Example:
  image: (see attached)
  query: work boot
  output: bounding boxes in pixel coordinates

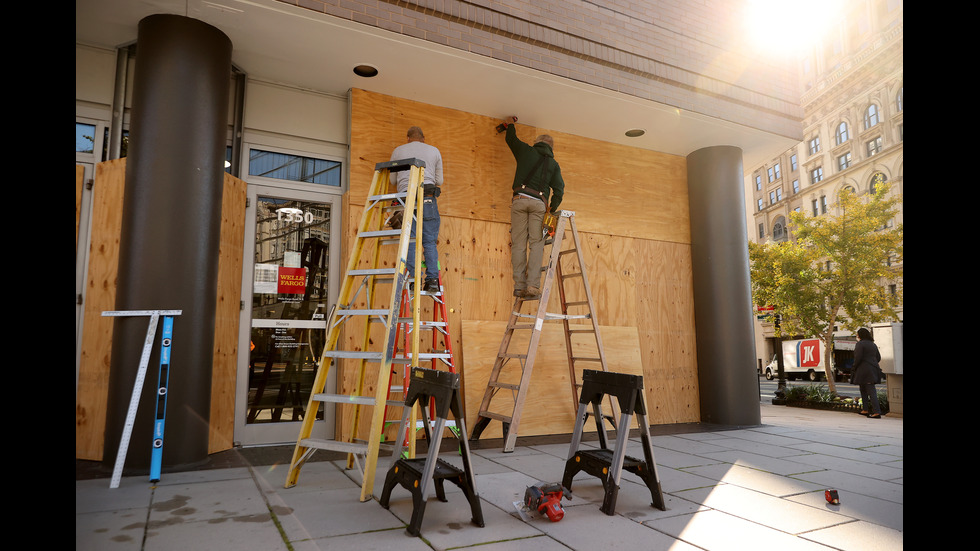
[514,288,526,298]
[524,286,541,300]
[424,278,440,293]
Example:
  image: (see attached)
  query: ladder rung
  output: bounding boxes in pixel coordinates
[478,411,512,423]
[348,268,398,276]
[500,353,527,360]
[368,191,408,201]
[359,230,403,238]
[567,329,596,334]
[561,272,583,278]
[563,300,589,307]
[322,350,384,360]
[508,323,535,330]
[571,357,602,362]
[558,249,577,256]
[312,393,377,406]
[489,381,520,390]
[299,438,370,455]
[337,308,390,316]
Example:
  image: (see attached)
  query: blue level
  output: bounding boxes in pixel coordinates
[149,315,174,483]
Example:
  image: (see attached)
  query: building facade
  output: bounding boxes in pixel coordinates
[77,0,803,467]
[747,0,903,359]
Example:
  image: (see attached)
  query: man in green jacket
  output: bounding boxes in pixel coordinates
[501,117,565,299]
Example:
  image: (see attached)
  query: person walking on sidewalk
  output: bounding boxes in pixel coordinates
[500,116,564,300]
[851,327,883,418]
[390,126,443,293]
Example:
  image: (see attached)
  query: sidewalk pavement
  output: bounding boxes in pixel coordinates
[76,403,902,550]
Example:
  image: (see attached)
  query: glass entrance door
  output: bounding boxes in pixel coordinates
[236,187,341,445]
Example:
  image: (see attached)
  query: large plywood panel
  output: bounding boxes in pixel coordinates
[76,159,126,460]
[208,173,246,453]
[350,89,689,244]
[461,320,644,440]
[343,89,701,435]
[76,160,246,460]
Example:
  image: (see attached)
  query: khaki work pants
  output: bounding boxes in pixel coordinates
[510,195,546,291]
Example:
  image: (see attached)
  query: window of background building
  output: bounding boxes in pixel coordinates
[811,199,818,216]
[810,166,823,184]
[835,122,849,145]
[837,152,851,170]
[808,136,821,156]
[790,154,798,171]
[76,123,96,154]
[821,195,828,213]
[864,104,879,129]
[759,223,765,239]
[755,175,762,190]
[773,218,786,241]
[792,179,800,194]
[758,198,764,211]
[866,136,882,156]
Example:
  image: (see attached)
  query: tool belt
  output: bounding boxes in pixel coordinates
[423,185,441,197]
[513,185,546,203]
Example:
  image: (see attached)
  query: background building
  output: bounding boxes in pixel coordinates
[746,0,903,365]
[77,0,804,468]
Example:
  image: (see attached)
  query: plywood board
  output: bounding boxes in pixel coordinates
[461,320,644,440]
[75,160,246,460]
[350,88,690,244]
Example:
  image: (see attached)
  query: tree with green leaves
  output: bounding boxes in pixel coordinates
[749,182,902,393]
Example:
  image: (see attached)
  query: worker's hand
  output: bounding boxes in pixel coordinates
[509,116,518,123]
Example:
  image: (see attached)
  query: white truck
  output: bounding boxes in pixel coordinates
[764,338,834,382]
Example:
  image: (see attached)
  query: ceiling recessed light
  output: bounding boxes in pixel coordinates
[625,129,645,138]
[353,64,379,78]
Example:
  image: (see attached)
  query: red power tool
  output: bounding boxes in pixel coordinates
[524,482,569,522]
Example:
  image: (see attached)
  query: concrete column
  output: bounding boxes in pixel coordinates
[104,15,232,471]
[686,146,761,425]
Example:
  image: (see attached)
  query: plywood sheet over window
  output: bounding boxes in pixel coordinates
[339,89,699,442]
[75,160,245,460]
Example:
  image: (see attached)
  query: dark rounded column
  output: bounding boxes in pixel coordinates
[104,15,232,471]
[686,146,761,425]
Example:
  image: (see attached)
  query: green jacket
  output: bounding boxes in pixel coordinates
[505,124,564,212]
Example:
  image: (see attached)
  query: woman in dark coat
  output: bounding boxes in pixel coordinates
[851,327,883,418]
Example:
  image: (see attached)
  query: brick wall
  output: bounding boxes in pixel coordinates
[280,0,802,137]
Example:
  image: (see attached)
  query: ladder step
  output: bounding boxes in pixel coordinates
[567,329,596,334]
[571,357,602,362]
[337,308,390,316]
[563,300,589,307]
[561,272,583,278]
[508,323,535,330]
[313,393,377,406]
[348,268,398,276]
[299,437,370,455]
[359,229,403,238]
[368,191,408,202]
[558,249,577,256]
[499,353,527,360]
[478,411,512,423]
[489,381,520,390]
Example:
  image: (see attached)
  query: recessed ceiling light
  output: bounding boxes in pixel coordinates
[625,129,645,138]
[353,64,379,77]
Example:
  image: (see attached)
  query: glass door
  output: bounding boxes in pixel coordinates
[236,186,341,445]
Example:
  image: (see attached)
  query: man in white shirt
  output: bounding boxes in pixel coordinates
[390,126,444,293]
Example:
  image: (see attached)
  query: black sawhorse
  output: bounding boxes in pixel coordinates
[380,367,485,536]
[562,369,666,515]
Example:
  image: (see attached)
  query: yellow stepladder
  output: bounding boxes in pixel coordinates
[284,158,428,502]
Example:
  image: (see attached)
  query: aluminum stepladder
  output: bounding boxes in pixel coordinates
[101,309,181,488]
[469,210,618,452]
[285,158,427,502]
[561,369,665,515]
[383,263,457,456]
[380,367,484,537]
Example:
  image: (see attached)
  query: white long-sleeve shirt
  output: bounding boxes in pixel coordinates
[389,140,444,193]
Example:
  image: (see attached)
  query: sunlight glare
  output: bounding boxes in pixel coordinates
[745,0,846,57]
